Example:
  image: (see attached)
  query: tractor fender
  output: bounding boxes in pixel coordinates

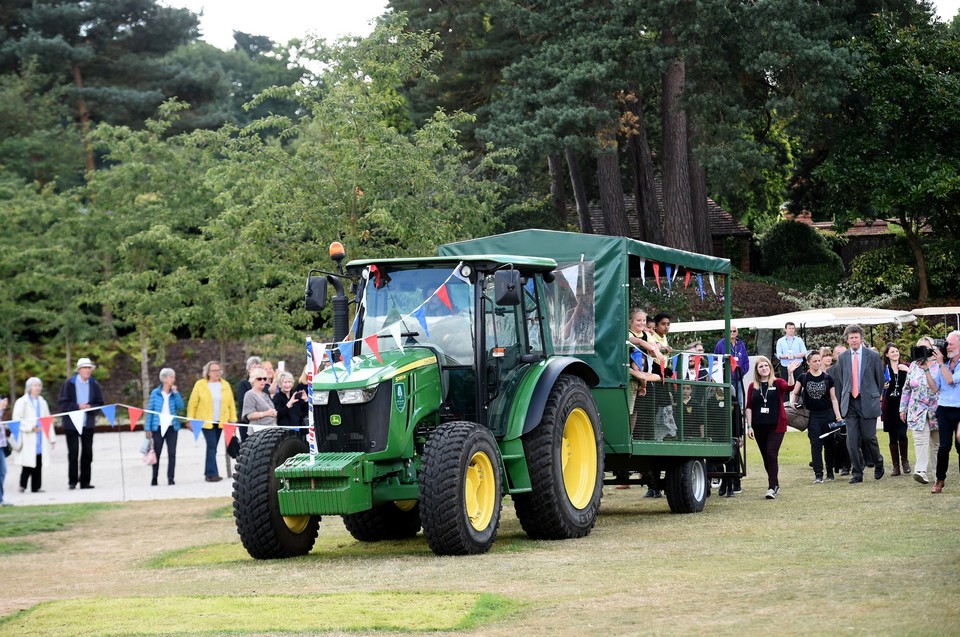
[504,356,599,441]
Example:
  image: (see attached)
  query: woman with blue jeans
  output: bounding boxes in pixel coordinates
[929,331,960,494]
[186,361,236,483]
[790,351,842,483]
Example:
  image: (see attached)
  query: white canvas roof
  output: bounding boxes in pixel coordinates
[910,306,960,316]
[671,307,917,333]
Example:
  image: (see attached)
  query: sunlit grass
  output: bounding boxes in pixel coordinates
[0,503,117,538]
[0,540,38,555]
[0,593,518,636]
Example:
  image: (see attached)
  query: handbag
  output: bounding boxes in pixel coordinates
[143,440,157,465]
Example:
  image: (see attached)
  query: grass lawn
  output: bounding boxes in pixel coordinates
[0,432,958,636]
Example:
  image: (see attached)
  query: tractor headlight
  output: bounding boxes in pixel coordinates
[312,390,330,406]
[338,386,378,404]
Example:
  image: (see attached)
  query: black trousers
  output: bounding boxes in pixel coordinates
[65,427,95,487]
[20,455,42,492]
[151,428,179,484]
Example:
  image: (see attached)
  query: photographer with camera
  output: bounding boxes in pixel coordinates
[928,331,960,494]
[273,370,308,431]
[900,337,941,485]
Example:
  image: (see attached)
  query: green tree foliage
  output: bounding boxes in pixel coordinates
[848,237,960,299]
[1,0,200,170]
[757,220,844,287]
[800,10,960,302]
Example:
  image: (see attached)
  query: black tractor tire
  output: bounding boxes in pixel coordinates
[419,421,502,555]
[513,374,604,540]
[342,502,422,542]
[233,428,320,559]
[664,458,708,514]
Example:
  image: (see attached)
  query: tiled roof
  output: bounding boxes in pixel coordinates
[784,211,929,237]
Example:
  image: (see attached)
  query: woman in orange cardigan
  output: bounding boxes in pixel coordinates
[186,361,236,482]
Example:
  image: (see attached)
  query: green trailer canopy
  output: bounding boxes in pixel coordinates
[440,230,731,387]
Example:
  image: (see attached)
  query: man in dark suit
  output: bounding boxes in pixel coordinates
[832,324,885,483]
[58,357,105,490]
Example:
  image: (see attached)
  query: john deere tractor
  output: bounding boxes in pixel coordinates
[233,230,737,558]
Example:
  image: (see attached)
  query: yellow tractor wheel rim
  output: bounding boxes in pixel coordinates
[562,407,598,509]
[283,515,310,534]
[465,450,496,531]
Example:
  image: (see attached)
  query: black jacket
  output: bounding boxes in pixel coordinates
[58,374,105,430]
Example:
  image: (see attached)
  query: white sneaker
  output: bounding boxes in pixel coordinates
[711,478,721,488]
[914,472,929,484]
[765,488,776,499]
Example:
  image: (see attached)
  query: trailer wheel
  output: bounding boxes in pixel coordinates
[664,458,707,513]
[420,421,502,555]
[343,501,422,541]
[233,428,320,559]
[513,374,603,540]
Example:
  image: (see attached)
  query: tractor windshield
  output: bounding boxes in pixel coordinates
[358,266,475,366]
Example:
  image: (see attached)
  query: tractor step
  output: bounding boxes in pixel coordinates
[275,452,372,515]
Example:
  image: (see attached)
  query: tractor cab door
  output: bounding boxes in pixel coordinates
[481,273,544,435]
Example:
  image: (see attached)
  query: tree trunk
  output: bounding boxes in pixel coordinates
[71,63,96,174]
[547,153,567,228]
[900,215,929,303]
[661,33,695,252]
[624,92,662,245]
[687,133,712,255]
[139,328,151,407]
[565,147,593,234]
[596,121,630,237]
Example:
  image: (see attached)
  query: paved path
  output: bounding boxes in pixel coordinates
[3,429,234,506]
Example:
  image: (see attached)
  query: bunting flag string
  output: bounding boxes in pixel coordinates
[364,334,383,363]
[127,407,143,432]
[67,410,85,434]
[190,420,204,441]
[101,404,116,427]
[40,416,54,440]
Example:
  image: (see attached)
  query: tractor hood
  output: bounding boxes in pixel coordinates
[312,347,438,391]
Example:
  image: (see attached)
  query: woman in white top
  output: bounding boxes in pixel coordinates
[12,377,56,493]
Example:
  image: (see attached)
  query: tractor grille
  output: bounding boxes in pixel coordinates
[313,381,392,453]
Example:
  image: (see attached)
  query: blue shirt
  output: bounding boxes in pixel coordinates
[934,359,960,407]
[75,376,90,406]
[776,335,807,367]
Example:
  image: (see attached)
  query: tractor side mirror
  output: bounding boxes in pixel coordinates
[305,276,328,311]
[494,270,521,306]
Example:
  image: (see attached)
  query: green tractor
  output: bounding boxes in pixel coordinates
[233,230,737,557]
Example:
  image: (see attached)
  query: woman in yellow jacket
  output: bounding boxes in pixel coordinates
[186,361,236,482]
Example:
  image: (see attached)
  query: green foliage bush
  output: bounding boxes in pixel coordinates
[758,220,844,287]
[849,237,959,298]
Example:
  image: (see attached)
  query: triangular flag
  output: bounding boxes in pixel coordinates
[671,265,679,283]
[630,350,644,369]
[223,423,237,448]
[652,261,661,290]
[67,410,85,434]
[435,284,454,313]
[306,337,316,377]
[730,354,739,375]
[639,259,646,286]
[249,424,266,434]
[325,348,339,382]
[560,264,579,295]
[40,416,54,440]
[709,273,716,295]
[351,311,360,337]
[414,307,430,337]
[684,269,691,289]
[190,419,203,441]
[369,264,381,287]
[127,407,143,431]
[693,355,702,378]
[338,340,354,375]
[671,355,679,377]
[696,274,704,300]
[364,334,383,362]
[681,353,690,376]
[7,421,20,441]
[159,413,174,437]
[101,404,116,427]
[388,322,405,353]
[707,354,715,377]
[665,264,673,290]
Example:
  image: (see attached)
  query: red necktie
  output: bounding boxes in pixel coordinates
[851,351,860,398]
